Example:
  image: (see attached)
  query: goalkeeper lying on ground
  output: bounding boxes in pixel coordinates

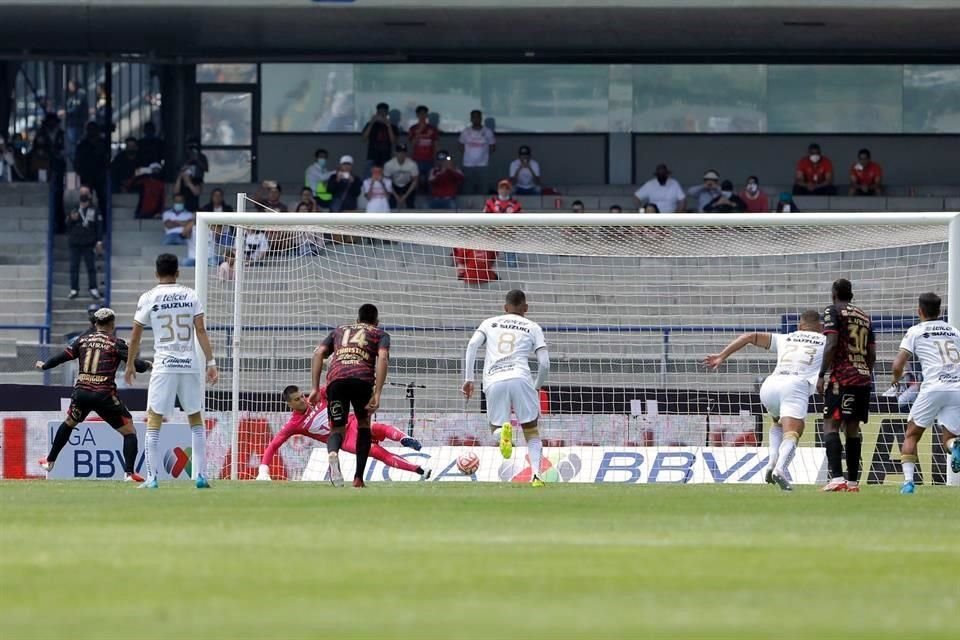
[257,384,430,481]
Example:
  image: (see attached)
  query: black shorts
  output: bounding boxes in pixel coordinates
[326,378,374,428]
[67,389,132,429]
[823,384,871,424]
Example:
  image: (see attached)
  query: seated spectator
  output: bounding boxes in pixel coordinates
[218,249,236,281]
[136,122,164,168]
[161,194,194,245]
[363,166,392,213]
[203,188,235,258]
[740,175,769,213]
[776,192,800,213]
[642,203,661,213]
[429,151,464,209]
[204,187,233,214]
[484,180,522,213]
[509,145,542,195]
[571,200,585,213]
[255,181,288,212]
[244,231,270,264]
[362,102,400,174]
[849,148,883,196]
[687,169,721,212]
[305,148,335,209]
[384,144,418,210]
[408,105,439,193]
[328,156,362,212]
[75,122,109,215]
[453,247,498,285]
[296,186,320,212]
[609,205,623,213]
[793,143,836,196]
[130,163,165,219]
[110,137,139,193]
[704,180,747,213]
[634,163,685,213]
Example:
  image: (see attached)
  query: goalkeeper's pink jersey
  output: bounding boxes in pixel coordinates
[282,401,331,440]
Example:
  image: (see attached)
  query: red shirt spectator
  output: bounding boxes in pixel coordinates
[429,152,464,207]
[408,106,440,164]
[849,148,883,196]
[740,175,769,213]
[793,143,836,196]
[131,163,166,219]
[483,180,522,213]
[453,248,498,284]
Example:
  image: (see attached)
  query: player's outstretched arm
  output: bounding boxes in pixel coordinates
[193,314,218,385]
[461,330,485,400]
[124,323,144,385]
[116,339,151,373]
[310,345,329,404]
[366,347,389,413]
[703,332,771,370]
[35,348,75,371]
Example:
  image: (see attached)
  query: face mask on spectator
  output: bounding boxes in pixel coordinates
[316,158,326,169]
[173,203,184,212]
[721,190,733,198]
[809,153,821,163]
[746,183,759,194]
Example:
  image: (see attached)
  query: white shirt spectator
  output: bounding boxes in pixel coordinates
[384,157,418,191]
[245,232,269,262]
[162,208,193,236]
[459,126,496,167]
[509,158,541,191]
[363,177,393,213]
[634,177,685,213]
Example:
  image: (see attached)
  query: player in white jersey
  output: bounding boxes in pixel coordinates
[462,289,551,486]
[124,253,219,489]
[704,309,825,491]
[891,292,960,494]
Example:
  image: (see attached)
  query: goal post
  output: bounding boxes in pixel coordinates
[193,209,958,484]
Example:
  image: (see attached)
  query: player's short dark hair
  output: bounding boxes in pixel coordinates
[282,385,300,402]
[358,303,379,324]
[505,289,526,307]
[800,309,821,326]
[832,278,853,302]
[918,292,942,319]
[156,253,179,278]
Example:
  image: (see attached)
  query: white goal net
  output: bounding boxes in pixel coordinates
[196,206,956,484]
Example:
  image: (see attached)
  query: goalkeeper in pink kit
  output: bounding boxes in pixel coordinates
[256,384,430,481]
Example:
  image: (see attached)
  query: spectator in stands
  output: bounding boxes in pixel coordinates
[94,83,110,133]
[203,187,233,215]
[245,231,270,265]
[30,114,64,182]
[642,203,661,213]
[305,148,334,209]
[136,122,164,168]
[484,179,522,213]
[609,205,623,213]
[704,180,748,213]
[361,102,400,173]
[453,247,498,285]
[363,166,392,213]
[459,109,496,194]
[204,188,235,261]
[776,192,800,213]
[634,163,685,213]
[687,169,721,212]
[849,148,883,196]
[161,193,194,245]
[793,143,836,196]
[571,200,585,213]
[384,143,418,210]
[328,155,362,212]
[408,105,439,192]
[255,181,289,212]
[175,144,205,214]
[130,163,165,219]
[296,186,320,213]
[66,193,103,300]
[429,150,464,209]
[509,145,542,195]
[740,175,769,213]
[218,249,236,281]
[74,122,109,215]
[62,79,87,162]
[110,137,139,193]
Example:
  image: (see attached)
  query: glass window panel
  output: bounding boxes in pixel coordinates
[201,92,251,146]
[261,63,354,132]
[205,149,251,183]
[903,65,960,133]
[196,64,257,84]
[633,65,767,133]
[767,65,902,133]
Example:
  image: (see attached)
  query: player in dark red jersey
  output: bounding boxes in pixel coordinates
[311,303,390,488]
[35,308,152,481]
[817,279,876,492]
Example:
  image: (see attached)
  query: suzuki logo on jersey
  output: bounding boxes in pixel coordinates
[163,447,192,478]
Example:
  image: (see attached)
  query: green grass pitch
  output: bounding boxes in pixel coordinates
[0,481,955,639]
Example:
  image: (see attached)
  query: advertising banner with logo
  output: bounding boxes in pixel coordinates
[302,446,829,484]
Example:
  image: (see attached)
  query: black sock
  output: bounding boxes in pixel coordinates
[846,436,862,483]
[122,433,138,474]
[355,427,372,480]
[47,423,74,463]
[327,431,343,454]
[825,431,843,479]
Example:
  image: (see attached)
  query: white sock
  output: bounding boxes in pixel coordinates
[191,424,206,479]
[775,435,798,476]
[903,461,916,483]
[258,464,269,475]
[528,437,543,477]
[491,427,502,444]
[767,423,783,470]
[145,429,160,482]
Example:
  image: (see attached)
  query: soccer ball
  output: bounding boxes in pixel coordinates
[456,452,480,475]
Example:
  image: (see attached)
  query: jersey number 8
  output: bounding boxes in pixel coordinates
[497,332,517,355]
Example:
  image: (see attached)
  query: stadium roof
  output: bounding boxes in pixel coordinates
[1,1,959,61]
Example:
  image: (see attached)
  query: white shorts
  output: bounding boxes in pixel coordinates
[147,371,204,417]
[908,388,960,434]
[760,375,812,421]
[485,378,539,426]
